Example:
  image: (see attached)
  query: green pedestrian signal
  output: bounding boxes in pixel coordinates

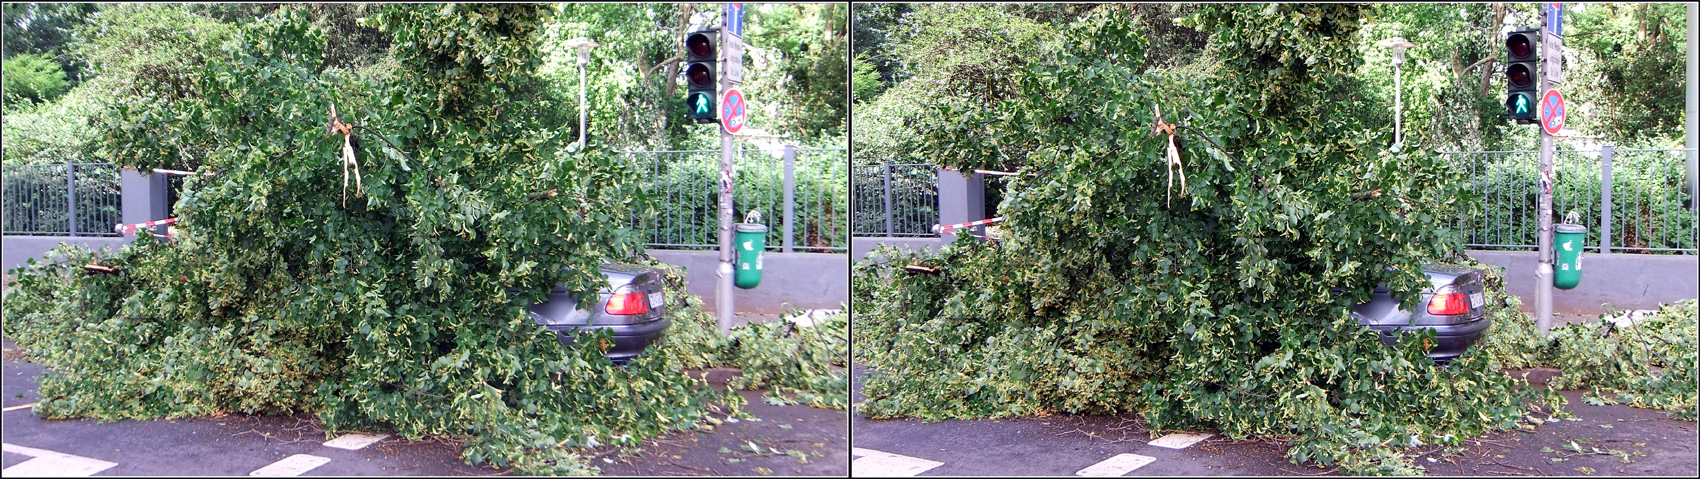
[684,30,718,123]
[1503,28,1540,124]
[689,92,715,117]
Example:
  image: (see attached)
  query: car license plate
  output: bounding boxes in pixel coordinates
[1469,292,1484,309]
[648,291,664,308]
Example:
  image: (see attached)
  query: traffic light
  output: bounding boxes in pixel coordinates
[1503,28,1540,124]
[684,30,718,123]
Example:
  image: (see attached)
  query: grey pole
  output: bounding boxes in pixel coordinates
[715,22,736,335]
[1535,7,1557,337]
[66,162,78,237]
[1687,3,1697,213]
[882,162,894,237]
[782,145,796,253]
[564,38,599,150]
[579,60,587,149]
[1600,144,1613,254]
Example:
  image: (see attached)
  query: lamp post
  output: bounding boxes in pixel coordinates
[1378,37,1416,146]
[563,37,600,149]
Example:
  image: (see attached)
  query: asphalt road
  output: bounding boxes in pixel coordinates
[851,363,1698,476]
[2,336,848,476]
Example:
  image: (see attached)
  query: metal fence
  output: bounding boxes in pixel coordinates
[1446,147,1697,254]
[2,162,124,237]
[626,146,848,253]
[851,163,939,237]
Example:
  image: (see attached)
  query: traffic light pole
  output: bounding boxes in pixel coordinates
[1535,8,1558,337]
[715,23,736,335]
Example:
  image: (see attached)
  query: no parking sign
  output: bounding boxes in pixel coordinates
[721,88,746,135]
[1540,89,1565,136]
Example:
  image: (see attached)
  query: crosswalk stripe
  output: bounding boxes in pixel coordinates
[851,448,944,477]
[1148,432,1213,449]
[248,454,331,476]
[322,433,389,450]
[1076,453,1156,476]
[2,443,119,476]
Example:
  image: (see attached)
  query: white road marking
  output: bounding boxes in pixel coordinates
[322,432,389,450]
[2,443,119,476]
[248,454,331,476]
[1148,432,1213,449]
[851,448,944,477]
[2,402,37,412]
[1076,453,1156,476]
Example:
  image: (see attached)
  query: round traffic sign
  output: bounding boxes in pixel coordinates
[1540,89,1565,135]
[721,88,746,135]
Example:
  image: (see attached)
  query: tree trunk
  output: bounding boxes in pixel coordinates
[665,3,694,97]
[1479,3,1507,96]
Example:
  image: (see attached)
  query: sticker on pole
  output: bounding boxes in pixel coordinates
[1540,89,1565,135]
[720,88,746,135]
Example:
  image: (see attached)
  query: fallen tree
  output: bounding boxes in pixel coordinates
[852,5,1561,474]
[3,7,769,475]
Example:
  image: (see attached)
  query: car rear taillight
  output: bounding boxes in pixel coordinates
[606,291,650,315]
[1426,286,1469,315]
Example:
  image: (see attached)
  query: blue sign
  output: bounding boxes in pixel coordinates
[726,4,744,37]
[1546,3,1562,36]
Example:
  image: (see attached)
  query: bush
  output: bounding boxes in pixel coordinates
[2,53,69,107]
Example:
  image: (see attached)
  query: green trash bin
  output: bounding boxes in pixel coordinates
[734,222,767,289]
[1553,223,1586,290]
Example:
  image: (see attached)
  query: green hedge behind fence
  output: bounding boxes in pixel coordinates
[1451,149,1697,254]
[629,148,848,252]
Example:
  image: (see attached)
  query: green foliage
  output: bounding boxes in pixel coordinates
[653,264,849,409]
[2,3,98,83]
[1,79,104,165]
[4,9,754,475]
[72,4,238,100]
[2,53,69,107]
[851,52,882,104]
[854,5,1557,474]
[851,4,1055,167]
[1569,3,1689,144]
[1457,150,1696,252]
[1480,287,1697,421]
[743,4,849,137]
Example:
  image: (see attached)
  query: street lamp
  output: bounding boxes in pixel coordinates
[1378,37,1416,146]
[563,37,600,150]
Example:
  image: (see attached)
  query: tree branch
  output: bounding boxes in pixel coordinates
[644,55,681,79]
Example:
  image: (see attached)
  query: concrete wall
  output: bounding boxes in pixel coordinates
[1469,250,1699,314]
[851,237,952,261]
[2,236,132,273]
[4,169,168,273]
[645,249,847,314]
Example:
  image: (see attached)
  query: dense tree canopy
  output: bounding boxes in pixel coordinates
[1,4,846,474]
[853,4,1563,474]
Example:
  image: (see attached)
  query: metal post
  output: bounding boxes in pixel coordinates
[579,61,588,149]
[1687,2,1697,213]
[882,162,894,237]
[66,162,78,237]
[1394,64,1403,145]
[715,25,735,335]
[782,145,796,253]
[1535,6,1557,337]
[1600,144,1613,254]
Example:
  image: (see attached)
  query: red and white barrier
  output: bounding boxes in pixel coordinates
[115,217,177,235]
[932,217,1004,235]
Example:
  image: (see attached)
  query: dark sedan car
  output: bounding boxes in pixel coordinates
[1352,264,1490,362]
[528,262,669,363]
